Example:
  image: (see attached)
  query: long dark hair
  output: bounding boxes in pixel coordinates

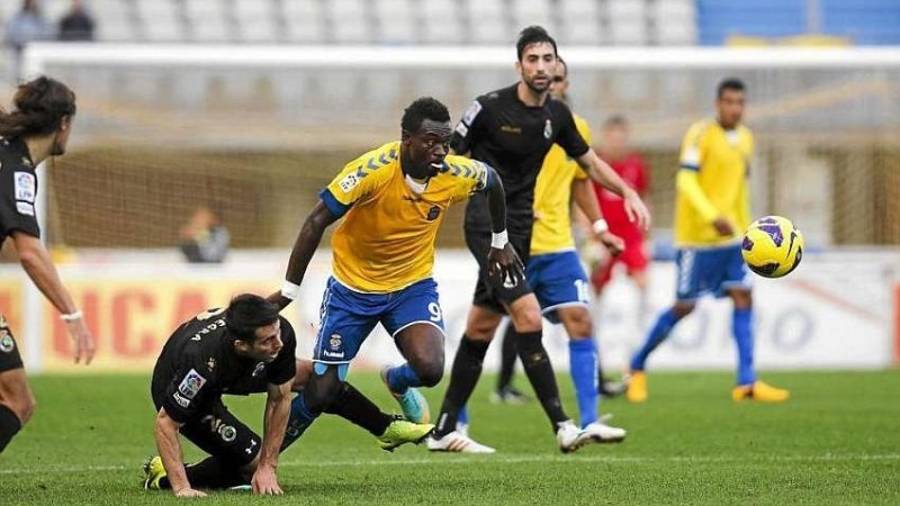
[0,76,76,139]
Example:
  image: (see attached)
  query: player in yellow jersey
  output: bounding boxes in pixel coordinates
[456,58,627,441]
[627,79,789,403]
[267,98,521,450]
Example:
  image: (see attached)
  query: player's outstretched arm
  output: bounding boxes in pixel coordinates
[269,201,340,310]
[252,380,292,495]
[576,150,651,231]
[154,408,205,497]
[10,231,95,364]
[483,167,525,283]
[571,178,624,256]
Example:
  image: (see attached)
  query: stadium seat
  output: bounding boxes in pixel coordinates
[510,0,555,36]
[421,0,463,44]
[184,0,232,43]
[233,0,279,43]
[654,0,697,44]
[328,0,371,44]
[466,0,510,44]
[87,0,136,41]
[135,0,183,42]
[558,0,603,45]
[608,0,648,45]
[373,0,417,45]
[282,0,326,43]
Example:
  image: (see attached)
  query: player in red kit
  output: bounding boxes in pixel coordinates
[590,116,650,317]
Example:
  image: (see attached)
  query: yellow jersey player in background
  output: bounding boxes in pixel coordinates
[456,57,628,440]
[627,78,789,403]
[268,97,522,452]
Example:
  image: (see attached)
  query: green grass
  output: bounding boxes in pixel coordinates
[2,370,900,505]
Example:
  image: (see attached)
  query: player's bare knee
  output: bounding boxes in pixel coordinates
[305,373,343,413]
[730,290,752,309]
[673,302,696,319]
[413,359,444,387]
[291,359,313,392]
[560,308,593,337]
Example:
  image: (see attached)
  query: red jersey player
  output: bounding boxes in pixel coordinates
[591,115,650,302]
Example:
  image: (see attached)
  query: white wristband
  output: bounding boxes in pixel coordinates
[491,230,509,249]
[61,310,83,322]
[281,281,301,301]
[592,219,609,234]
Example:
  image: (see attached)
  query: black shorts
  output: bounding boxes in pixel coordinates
[464,228,533,314]
[0,316,24,373]
[151,392,261,467]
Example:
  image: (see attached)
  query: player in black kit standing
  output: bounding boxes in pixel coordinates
[428,26,650,453]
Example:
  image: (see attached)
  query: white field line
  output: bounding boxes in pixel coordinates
[2,453,899,476]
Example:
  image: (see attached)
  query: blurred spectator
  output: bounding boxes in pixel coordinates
[58,0,95,42]
[178,206,230,263]
[4,0,54,81]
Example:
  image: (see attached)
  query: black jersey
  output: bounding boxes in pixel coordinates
[0,136,40,246]
[451,84,590,235]
[150,308,297,424]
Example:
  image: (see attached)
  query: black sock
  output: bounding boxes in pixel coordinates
[435,335,490,437]
[0,403,22,454]
[514,329,569,431]
[597,358,605,385]
[497,323,518,392]
[324,382,392,436]
[159,457,245,490]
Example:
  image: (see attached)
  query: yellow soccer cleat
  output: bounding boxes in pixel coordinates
[142,455,167,490]
[732,380,790,403]
[626,371,648,403]
[377,416,434,452]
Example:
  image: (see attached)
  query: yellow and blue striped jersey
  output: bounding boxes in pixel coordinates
[530,115,592,255]
[320,141,490,293]
[674,119,754,247]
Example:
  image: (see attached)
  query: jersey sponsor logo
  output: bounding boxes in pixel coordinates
[461,100,482,126]
[172,391,191,408]
[338,172,360,193]
[14,171,36,202]
[178,369,207,399]
[544,119,552,140]
[245,438,258,455]
[426,205,441,221]
[16,202,35,216]
[500,125,521,134]
[454,122,468,137]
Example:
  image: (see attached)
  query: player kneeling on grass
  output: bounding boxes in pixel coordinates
[144,295,432,496]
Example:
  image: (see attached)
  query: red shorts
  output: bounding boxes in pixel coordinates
[590,238,648,293]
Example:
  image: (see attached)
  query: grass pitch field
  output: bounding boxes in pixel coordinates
[2,370,899,505]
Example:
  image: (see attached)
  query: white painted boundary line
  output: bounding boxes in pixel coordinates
[3,453,899,476]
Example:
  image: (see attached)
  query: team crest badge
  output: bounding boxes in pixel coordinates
[329,333,342,350]
[543,119,552,139]
[427,205,441,221]
[0,334,14,353]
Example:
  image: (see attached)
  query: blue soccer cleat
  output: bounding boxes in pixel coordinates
[381,366,431,424]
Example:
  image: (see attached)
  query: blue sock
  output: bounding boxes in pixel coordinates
[733,307,756,386]
[280,393,319,452]
[630,307,680,371]
[386,363,423,394]
[569,338,599,428]
[457,405,469,426]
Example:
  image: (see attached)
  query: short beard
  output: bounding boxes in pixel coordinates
[524,76,549,95]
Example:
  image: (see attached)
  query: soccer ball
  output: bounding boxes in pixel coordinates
[741,216,804,278]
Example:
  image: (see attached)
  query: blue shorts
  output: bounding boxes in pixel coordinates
[313,277,444,364]
[675,244,751,301]
[526,250,591,324]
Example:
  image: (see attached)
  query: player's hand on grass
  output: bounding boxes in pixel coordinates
[623,189,651,231]
[174,487,207,498]
[488,243,525,287]
[251,465,283,495]
[597,231,625,257]
[712,217,735,237]
[65,318,96,365]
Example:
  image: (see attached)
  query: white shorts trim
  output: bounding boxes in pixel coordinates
[311,358,352,365]
[540,301,589,315]
[332,275,433,295]
[391,320,446,339]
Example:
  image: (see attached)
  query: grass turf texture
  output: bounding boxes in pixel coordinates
[2,370,899,505]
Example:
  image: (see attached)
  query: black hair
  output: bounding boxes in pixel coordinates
[0,76,76,139]
[516,25,558,61]
[224,293,279,343]
[401,97,450,133]
[603,114,628,128]
[557,56,568,77]
[717,78,746,98]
